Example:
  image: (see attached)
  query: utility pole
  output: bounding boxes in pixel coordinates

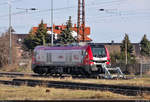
[125,36,128,65]
[8,1,12,64]
[51,0,54,46]
[8,7,37,64]
[77,0,85,42]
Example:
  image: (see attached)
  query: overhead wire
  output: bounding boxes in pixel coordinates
[0,0,146,18]
[1,0,150,32]
[0,0,22,6]
[0,7,149,22]
[0,0,127,18]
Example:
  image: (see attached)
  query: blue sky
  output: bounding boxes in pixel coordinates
[0,0,150,43]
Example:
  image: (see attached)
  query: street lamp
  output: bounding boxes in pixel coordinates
[8,1,12,64]
[99,9,105,11]
[16,8,38,13]
[99,8,118,13]
[51,0,54,46]
[7,5,37,65]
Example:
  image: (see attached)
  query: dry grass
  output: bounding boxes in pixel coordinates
[15,76,150,87]
[0,77,13,81]
[146,71,150,75]
[1,64,19,72]
[0,76,150,100]
[0,71,149,87]
[0,59,32,73]
[142,93,150,100]
[0,84,141,100]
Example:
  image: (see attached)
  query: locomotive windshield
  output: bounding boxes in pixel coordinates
[91,47,106,57]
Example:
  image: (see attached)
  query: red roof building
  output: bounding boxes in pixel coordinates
[32,24,91,42]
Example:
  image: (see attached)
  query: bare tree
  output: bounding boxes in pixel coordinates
[0,32,17,68]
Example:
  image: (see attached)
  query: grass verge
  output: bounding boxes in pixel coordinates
[9,76,150,87]
[0,84,144,100]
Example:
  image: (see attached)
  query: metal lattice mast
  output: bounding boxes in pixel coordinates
[77,0,81,42]
[77,0,85,42]
[82,0,85,42]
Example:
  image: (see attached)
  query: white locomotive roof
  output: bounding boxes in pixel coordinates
[34,45,89,51]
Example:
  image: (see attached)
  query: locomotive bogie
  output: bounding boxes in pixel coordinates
[32,64,94,76]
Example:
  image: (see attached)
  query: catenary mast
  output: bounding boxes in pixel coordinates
[77,0,86,42]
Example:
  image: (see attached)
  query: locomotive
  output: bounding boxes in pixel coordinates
[31,43,110,77]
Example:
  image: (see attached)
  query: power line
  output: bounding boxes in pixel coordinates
[0,0,150,27]
[0,2,8,6]
[0,0,22,6]
[87,0,127,8]
[88,0,126,5]
[1,5,149,19]
[0,11,26,18]
[0,0,127,18]
[86,13,150,24]
[0,6,77,18]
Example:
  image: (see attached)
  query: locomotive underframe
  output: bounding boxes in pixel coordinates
[32,64,104,77]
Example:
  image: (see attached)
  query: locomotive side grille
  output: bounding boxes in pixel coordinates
[69,53,72,63]
[47,53,51,63]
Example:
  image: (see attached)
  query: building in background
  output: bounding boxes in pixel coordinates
[13,34,28,44]
[32,24,91,42]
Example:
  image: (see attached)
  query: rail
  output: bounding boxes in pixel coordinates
[0,78,150,96]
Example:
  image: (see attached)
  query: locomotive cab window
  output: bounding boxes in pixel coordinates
[91,47,106,57]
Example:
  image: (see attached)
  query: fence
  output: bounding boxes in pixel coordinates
[111,63,150,75]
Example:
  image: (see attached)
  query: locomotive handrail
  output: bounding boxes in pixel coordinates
[101,63,125,79]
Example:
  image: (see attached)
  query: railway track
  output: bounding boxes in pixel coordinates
[0,72,38,77]
[0,72,149,96]
[0,72,74,78]
[0,100,149,102]
[0,72,134,79]
[0,78,150,96]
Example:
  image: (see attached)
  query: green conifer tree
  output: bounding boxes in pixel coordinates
[59,16,77,45]
[23,20,49,51]
[23,34,36,51]
[34,20,48,46]
[120,34,133,54]
[120,34,135,64]
[140,34,150,56]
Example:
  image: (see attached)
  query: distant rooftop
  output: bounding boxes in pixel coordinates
[32,24,91,42]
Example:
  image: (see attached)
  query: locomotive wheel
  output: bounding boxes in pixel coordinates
[36,68,45,75]
[37,70,45,75]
